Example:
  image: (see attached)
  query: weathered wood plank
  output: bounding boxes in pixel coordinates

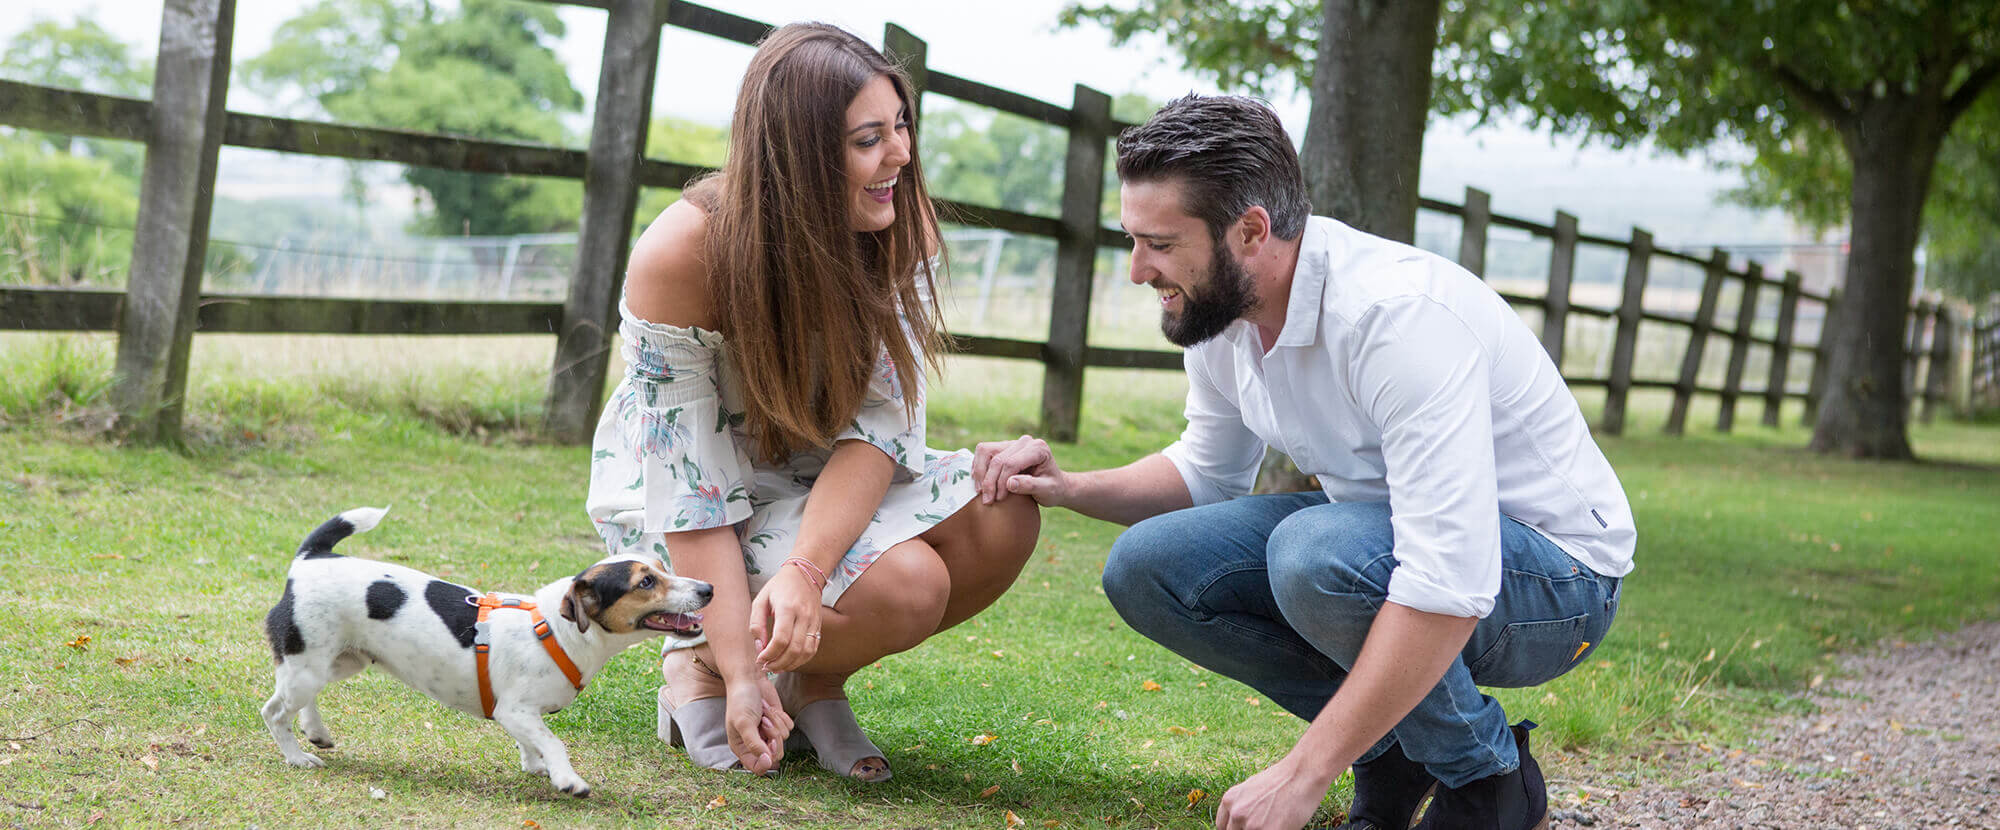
[1717,263,1764,432]
[0,79,151,141]
[197,296,560,333]
[1599,227,1652,435]
[0,287,123,331]
[1665,250,1729,435]
[1457,186,1491,278]
[112,0,237,443]
[545,0,665,443]
[1539,210,1578,366]
[1761,270,1802,427]
[1040,84,1113,442]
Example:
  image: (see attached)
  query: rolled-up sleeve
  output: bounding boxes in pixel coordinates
[1351,296,1503,618]
[1160,351,1266,506]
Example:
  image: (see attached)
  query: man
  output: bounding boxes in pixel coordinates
[972,95,1634,830]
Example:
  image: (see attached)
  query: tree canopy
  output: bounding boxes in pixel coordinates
[245,0,586,237]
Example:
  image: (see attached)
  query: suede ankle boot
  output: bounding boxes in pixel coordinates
[1412,720,1548,830]
[1332,741,1439,830]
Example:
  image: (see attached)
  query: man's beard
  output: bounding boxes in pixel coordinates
[1160,243,1256,348]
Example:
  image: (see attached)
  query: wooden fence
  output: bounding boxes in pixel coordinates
[1974,299,2000,411]
[0,0,1963,443]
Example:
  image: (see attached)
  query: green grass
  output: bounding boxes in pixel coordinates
[2,333,1998,828]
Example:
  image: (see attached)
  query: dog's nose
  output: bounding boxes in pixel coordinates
[695,581,713,603]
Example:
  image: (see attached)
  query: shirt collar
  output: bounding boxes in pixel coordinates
[1271,217,1331,349]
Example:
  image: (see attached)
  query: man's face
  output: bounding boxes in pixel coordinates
[1120,178,1256,348]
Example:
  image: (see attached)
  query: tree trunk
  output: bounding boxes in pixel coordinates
[1810,97,1945,460]
[1297,0,1442,243]
[1257,0,1441,495]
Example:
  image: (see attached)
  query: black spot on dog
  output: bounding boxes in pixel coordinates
[424,579,478,649]
[265,579,306,662]
[583,561,641,617]
[297,515,359,560]
[365,580,406,620]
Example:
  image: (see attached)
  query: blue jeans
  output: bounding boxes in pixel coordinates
[1102,494,1620,789]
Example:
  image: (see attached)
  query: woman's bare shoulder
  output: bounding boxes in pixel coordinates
[624,199,717,331]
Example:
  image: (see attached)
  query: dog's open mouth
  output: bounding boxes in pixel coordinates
[642,611,704,636]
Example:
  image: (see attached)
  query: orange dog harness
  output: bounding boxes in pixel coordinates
[471,593,585,719]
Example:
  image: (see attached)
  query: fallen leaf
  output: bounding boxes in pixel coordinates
[1011,758,1022,774]
[705,795,727,810]
[1141,680,1163,692]
[65,635,91,650]
[528,561,541,572]
[139,754,157,771]
[1141,740,1155,749]
[971,733,998,746]
[1044,821,1061,828]
[1245,697,1261,707]
[1186,788,1207,809]
[1167,726,1195,736]
[980,784,1002,799]
[114,655,141,666]
[369,787,385,800]
[1005,810,1025,828]
[991,650,1005,658]
[523,821,541,829]
[902,743,925,752]
[88,810,105,824]
[89,554,125,560]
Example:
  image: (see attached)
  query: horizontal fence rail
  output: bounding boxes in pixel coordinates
[0,0,1962,442]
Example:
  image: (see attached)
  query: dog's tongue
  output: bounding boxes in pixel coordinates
[646,612,703,632]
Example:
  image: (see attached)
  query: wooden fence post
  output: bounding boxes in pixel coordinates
[1922,304,1954,423]
[543,0,664,443]
[1761,270,1802,427]
[1665,249,1729,435]
[1903,298,1932,410]
[1804,287,1840,425]
[1539,210,1577,366]
[1457,186,1490,278]
[1717,263,1763,432]
[110,0,237,443]
[882,24,928,115]
[1600,227,1652,435]
[1040,84,1113,442]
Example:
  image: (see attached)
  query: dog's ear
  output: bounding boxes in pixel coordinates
[560,576,597,634]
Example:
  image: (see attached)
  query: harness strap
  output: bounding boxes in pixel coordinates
[473,593,586,720]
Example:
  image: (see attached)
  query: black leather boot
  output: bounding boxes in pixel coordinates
[1332,740,1439,830]
[1411,720,1548,830]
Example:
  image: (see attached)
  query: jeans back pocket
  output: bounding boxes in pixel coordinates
[1466,613,1588,689]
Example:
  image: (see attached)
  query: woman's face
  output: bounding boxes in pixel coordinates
[843,74,911,233]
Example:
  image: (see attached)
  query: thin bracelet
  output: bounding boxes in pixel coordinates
[783,556,828,590]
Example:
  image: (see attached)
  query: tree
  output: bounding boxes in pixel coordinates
[1066,1,2000,459]
[1453,1,2000,459]
[1060,1,1442,244]
[0,133,139,287]
[246,0,585,238]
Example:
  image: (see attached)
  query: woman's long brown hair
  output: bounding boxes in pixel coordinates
[688,23,946,464]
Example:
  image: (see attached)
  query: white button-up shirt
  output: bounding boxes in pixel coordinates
[1161,215,1637,619]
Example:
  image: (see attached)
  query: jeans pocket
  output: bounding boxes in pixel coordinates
[1466,613,1588,689]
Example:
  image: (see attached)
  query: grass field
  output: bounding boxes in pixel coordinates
[2,332,1996,829]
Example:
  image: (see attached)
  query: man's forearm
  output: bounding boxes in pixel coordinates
[1060,454,1195,526]
[1288,603,1481,785]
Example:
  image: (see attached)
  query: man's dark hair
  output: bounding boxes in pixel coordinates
[1115,94,1310,243]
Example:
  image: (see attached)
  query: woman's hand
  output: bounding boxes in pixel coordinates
[723,673,792,774]
[749,565,825,672]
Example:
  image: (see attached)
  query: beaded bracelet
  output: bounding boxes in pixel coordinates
[783,556,828,590]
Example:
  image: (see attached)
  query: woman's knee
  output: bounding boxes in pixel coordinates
[842,543,950,651]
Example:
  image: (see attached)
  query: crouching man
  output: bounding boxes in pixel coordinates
[973,95,1634,830]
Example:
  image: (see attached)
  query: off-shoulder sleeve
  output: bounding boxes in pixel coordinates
[586,300,756,537]
[833,340,929,482]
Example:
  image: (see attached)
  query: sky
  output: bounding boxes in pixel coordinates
[1,0,1802,249]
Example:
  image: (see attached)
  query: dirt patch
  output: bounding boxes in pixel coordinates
[1553,621,2000,828]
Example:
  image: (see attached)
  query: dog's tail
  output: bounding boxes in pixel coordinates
[296,506,390,560]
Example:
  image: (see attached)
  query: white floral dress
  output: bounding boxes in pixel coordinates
[585,297,975,630]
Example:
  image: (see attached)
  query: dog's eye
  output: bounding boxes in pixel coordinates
[639,575,654,589]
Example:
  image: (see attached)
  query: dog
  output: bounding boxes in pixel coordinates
[260,506,711,796]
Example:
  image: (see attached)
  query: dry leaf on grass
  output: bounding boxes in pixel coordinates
[1141,680,1163,692]
[138,754,157,771]
[980,784,1002,799]
[65,635,91,650]
[705,795,727,810]
[1004,809,1025,827]
[1186,789,1207,810]
[971,733,999,746]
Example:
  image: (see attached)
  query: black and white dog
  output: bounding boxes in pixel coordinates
[260,507,710,796]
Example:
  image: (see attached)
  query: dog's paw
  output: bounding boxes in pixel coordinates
[550,772,592,798]
[283,752,326,769]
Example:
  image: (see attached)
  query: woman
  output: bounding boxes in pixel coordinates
[584,22,1041,781]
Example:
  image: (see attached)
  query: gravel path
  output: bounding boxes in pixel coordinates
[1549,621,2000,829]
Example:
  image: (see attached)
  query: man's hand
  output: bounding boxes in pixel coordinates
[1214,754,1334,830]
[971,434,1070,506]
